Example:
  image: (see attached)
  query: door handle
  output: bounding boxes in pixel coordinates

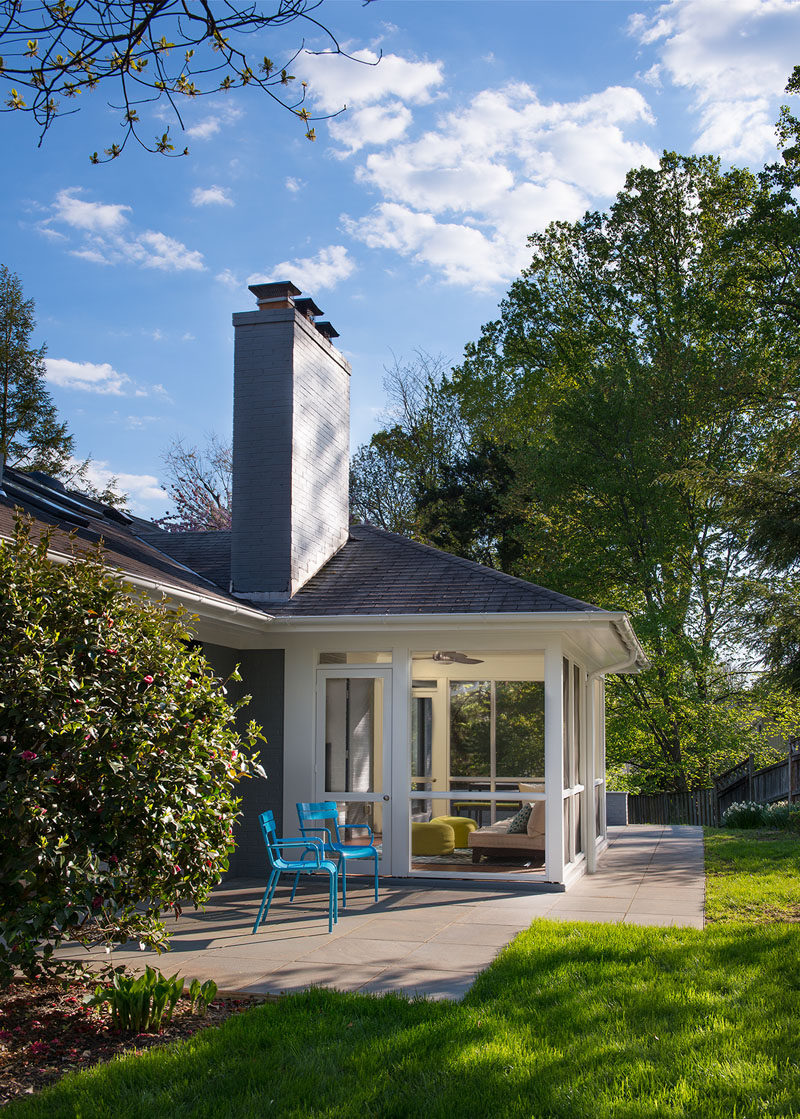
[382,795,390,802]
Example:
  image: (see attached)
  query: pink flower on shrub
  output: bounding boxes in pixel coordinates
[21,750,37,761]
[106,648,118,655]
[172,864,182,875]
[143,675,154,684]
[108,855,119,866]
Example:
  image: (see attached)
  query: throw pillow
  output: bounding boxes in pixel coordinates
[527,801,546,837]
[506,803,532,833]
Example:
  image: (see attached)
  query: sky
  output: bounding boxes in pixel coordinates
[1,0,799,517]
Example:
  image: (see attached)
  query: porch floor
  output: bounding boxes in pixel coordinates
[58,825,705,1001]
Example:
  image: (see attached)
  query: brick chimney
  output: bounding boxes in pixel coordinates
[231,281,351,601]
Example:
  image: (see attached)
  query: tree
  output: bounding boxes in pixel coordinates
[0,263,74,476]
[157,432,232,531]
[405,153,800,791]
[0,513,264,985]
[0,0,363,162]
[350,352,468,537]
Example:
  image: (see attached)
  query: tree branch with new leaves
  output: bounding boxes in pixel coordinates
[0,0,372,161]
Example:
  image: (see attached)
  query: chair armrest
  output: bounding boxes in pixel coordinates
[272,837,324,866]
[299,824,333,845]
[338,823,374,842]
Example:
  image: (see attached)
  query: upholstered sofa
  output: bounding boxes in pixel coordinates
[467,798,546,864]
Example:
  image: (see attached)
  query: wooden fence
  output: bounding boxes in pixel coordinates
[714,752,800,818]
[625,750,800,827]
[627,789,718,827]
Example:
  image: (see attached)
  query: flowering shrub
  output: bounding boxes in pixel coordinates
[720,802,768,828]
[0,515,265,986]
[761,801,800,830]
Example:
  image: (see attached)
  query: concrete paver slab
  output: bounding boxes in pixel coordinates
[54,824,705,999]
[360,967,476,1000]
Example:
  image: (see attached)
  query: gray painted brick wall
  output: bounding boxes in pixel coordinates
[231,305,351,598]
[203,643,284,879]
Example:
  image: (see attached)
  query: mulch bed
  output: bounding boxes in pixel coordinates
[0,978,265,1106]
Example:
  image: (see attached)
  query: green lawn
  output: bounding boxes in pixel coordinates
[8,833,800,1119]
[705,827,800,923]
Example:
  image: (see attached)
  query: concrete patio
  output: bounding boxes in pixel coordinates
[61,825,705,1001]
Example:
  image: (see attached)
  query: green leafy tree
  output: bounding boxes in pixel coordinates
[422,153,800,792]
[0,514,265,986]
[0,263,73,476]
[0,0,364,161]
[350,352,468,537]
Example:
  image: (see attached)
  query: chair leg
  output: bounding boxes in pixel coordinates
[373,853,379,903]
[289,870,301,904]
[252,870,278,934]
[341,857,347,909]
[327,869,336,933]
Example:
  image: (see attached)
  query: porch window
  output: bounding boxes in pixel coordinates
[562,658,586,865]
[450,680,544,823]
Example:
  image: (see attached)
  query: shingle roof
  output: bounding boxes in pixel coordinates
[133,526,232,589]
[0,468,252,613]
[0,469,605,619]
[268,523,604,616]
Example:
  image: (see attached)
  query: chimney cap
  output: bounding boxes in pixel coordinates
[316,321,340,339]
[248,281,301,307]
[294,296,324,319]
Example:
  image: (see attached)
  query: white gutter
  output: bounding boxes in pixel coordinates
[1,536,273,630]
[587,649,640,683]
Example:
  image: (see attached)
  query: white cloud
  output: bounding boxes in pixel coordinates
[285,177,305,194]
[41,189,205,272]
[77,458,166,516]
[249,245,356,292]
[46,358,131,395]
[330,100,413,154]
[629,0,800,160]
[52,190,130,232]
[215,267,240,290]
[300,49,444,114]
[191,185,234,207]
[299,49,443,154]
[46,357,171,400]
[341,81,656,290]
[185,103,243,140]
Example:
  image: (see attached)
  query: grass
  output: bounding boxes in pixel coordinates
[7,832,800,1119]
[705,827,800,923]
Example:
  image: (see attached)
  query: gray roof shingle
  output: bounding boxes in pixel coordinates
[268,524,603,616]
[2,468,605,619]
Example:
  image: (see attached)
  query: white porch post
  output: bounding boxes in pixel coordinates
[390,645,411,877]
[544,641,565,884]
[585,672,597,874]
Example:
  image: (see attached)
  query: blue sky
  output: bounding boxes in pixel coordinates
[2,0,799,516]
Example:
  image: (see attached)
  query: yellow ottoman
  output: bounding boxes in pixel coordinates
[412,820,455,856]
[431,815,478,849]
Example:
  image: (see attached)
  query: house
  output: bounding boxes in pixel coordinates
[0,282,648,890]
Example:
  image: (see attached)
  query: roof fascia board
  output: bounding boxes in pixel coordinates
[2,536,273,630]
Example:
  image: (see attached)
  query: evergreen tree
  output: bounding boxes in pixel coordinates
[0,265,74,476]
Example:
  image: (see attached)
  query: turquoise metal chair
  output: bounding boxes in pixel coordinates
[252,810,339,934]
[296,801,379,909]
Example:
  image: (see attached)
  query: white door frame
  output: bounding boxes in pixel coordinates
[315,666,393,870]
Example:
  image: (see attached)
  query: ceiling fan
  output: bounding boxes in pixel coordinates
[431,651,484,665]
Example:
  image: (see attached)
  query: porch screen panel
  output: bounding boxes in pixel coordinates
[495,681,545,779]
[572,664,582,788]
[411,696,433,782]
[449,682,491,777]
[324,677,378,793]
[562,658,570,788]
